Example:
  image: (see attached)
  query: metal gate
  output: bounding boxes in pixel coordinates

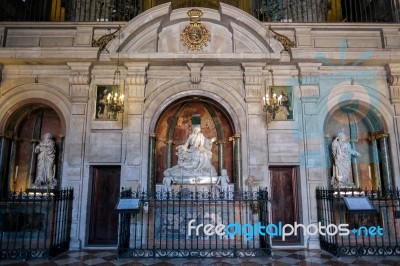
[118,189,271,258]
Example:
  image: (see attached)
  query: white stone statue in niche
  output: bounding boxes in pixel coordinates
[33,133,57,188]
[163,121,218,185]
[331,129,359,188]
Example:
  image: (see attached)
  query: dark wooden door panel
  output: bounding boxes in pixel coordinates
[88,166,120,245]
[270,166,300,244]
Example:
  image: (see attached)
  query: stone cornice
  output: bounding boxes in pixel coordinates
[0,47,98,64]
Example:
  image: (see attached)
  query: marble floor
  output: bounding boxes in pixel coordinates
[1,249,399,266]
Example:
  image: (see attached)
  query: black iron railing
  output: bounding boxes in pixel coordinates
[117,188,271,258]
[0,0,399,23]
[0,189,74,260]
[316,187,400,257]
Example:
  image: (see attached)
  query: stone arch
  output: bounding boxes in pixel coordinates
[145,80,245,134]
[318,82,392,133]
[0,83,70,134]
[143,80,247,193]
[0,83,71,195]
[319,82,397,190]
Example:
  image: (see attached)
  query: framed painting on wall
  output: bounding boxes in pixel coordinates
[269,86,294,120]
[94,85,116,120]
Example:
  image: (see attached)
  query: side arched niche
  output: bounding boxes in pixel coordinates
[323,100,393,191]
[0,102,65,196]
[153,96,235,186]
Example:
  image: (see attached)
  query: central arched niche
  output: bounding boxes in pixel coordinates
[154,97,234,184]
[324,100,391,190]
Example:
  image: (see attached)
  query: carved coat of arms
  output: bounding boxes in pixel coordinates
[181,9,210,51]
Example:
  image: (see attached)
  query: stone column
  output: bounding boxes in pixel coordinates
[370,135,381,191]
[388,63,400,191]
[148,133,157,196]
[298,62,322,250]
[0,135,11,197]
[216,140,225,175]
[376,134,393,191]
[165,139,173,169]
[124,62,148,192]
[0,63,3,86]
[241,63,265,191]
[7,137,17,192]
[349,139,360,188]
[230,134,242,191]
[27,140,39,188]
[347,111,360,188]
[56,136,65,186]
[67,62,92,249]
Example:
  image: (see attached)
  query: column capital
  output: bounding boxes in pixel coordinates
[297,62,321,86]
[164,139,174,144]
[126,74,146,86]
[300,85,319,99]
[67,62,92,73]
[124,62,149,73]
[187,63,204,84]
[375,133,389,140]
[242,63,265,101]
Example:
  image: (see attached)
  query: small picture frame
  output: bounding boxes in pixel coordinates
[270,86,293,120]
[94,85,116,120]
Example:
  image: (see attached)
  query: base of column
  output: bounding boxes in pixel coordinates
[307,236,320,249]
[70,238,82,250]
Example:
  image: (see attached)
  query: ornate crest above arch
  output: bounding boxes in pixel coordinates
[106,3,283,61]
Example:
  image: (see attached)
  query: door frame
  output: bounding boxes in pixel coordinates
[269,165,302,245]
[86,165,121,246]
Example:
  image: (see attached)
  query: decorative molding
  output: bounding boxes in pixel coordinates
[70,84,89,103]
[92,26,121,52]
[69,74,91,85]
[126,74,146,86]
[269,25,296,51]
[244,75,263,86]
[164,139,174,145]
[300,85,320,98]
[299,75,320,85]
[187,63,204,84]
[242,63,264,99]
[388,75,400,86]
[128,98,145,104]
[389,86,400,103]
[181,9,211,51]
[375,133,389,139]
[70,96,89,103]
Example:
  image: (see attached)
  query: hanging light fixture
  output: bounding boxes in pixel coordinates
[107,27,124,118]
[263,69,283,115]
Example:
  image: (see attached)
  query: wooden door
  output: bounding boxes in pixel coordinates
[88,166,120,245]
[269,166,300,244]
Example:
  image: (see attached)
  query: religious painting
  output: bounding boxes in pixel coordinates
[269,86,293,120]
[94,85,115,120]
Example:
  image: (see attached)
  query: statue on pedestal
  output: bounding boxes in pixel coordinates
[33,133,57,189]
[217,169,230,192]
[162,115,218,187]
[331,129,359,188]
